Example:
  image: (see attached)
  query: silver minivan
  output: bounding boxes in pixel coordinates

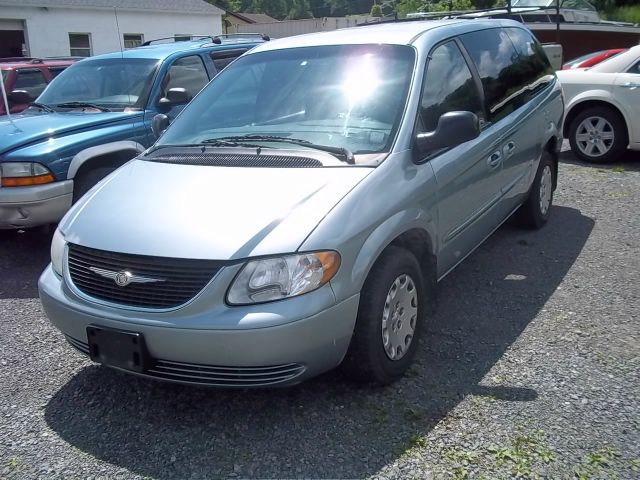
[39,19,563,387]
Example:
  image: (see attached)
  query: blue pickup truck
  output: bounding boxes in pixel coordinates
[0,35,264,229]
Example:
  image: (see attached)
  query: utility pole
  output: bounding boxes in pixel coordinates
[556,0,561,43]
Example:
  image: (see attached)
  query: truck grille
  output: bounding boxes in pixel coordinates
[67,243,224,309]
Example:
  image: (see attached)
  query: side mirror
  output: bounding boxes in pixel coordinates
[151,113,170,138]
[158,87,191,107]
[416,111,480,154]
[7,90,33,105]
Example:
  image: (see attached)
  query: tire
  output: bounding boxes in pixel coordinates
[515,151,555,229]
[568,106,627,163]
[72,167,115,203]
[341,246,427,385]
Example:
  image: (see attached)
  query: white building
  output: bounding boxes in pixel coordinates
[0,0,224,58]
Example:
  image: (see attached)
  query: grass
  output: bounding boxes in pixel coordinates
[573,446,621,479]
[602,5,640,24]
[6,456,19,471]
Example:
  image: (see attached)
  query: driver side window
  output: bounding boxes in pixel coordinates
[420,41,484,132]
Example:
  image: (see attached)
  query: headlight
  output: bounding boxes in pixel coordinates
[51,228,66,276]
[0,162,54,187]
[227,251,340,305]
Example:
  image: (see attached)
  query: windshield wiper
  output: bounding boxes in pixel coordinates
[28,102,55,113]
[54,102,111,112]
[200,138,265,149]
[211,135,355,165]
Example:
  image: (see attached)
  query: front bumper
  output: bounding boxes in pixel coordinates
[38,265,360,387]
[0,180,73,229]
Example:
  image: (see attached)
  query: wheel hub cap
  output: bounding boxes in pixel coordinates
[575,116,614,158]
[539,165,552,216]
[382,274,418,361]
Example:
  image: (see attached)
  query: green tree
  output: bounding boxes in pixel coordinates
[288,0,313,18]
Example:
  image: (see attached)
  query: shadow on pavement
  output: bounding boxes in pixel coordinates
[0,228,52,299]
[44,206,594,479]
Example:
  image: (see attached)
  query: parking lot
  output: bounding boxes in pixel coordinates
[0,148,638,479]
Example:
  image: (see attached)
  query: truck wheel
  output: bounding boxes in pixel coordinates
[341,246,426,385]
[568,106,627,163]
[515,152,555,229]
[72,167,115,203]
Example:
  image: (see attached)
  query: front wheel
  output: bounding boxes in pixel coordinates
[568,106,627,163]
[341,246,426,385]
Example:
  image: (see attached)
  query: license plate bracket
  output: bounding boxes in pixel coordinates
[86,325,150,373]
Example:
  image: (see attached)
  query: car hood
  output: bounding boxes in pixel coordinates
[0,110,140,155]
[60,157,372,260]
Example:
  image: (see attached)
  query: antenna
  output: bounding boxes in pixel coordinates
[113,6,132,108]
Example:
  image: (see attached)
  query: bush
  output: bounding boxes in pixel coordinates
[602,5,640,24]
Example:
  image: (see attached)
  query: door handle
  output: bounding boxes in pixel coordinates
[487,151,502,169]
[503,141,517,158]
[622,82,640,89]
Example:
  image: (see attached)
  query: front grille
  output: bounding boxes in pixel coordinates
[65,336,305,387]
[65,335,90,355]
[148,359,305,387]
[67,243,224,309]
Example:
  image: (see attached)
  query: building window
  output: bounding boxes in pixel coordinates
[69,33,91,57]
[123,34,144,49]
[174,35,192,42]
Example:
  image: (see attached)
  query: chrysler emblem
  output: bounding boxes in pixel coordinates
[89,267,165,287]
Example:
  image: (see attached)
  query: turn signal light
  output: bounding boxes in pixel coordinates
[1,173,55,187]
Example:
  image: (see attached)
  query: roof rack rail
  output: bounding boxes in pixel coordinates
[212,33,270,42]
[141,35,217,46]
[0,56,82,64]
[0,57,36,63]
[359,5,549,24]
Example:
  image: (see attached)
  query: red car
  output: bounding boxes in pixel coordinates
[562,48,627,70]
[0,57,79,115]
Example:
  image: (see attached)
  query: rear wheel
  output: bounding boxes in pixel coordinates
[515,152,555,229]
[568,106,627,163]
[341,246,426,385]
[72,167,115,203]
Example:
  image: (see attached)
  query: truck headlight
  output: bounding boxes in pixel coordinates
[51,228,66,276]
[0,162,54,187]
[226,251,340,305]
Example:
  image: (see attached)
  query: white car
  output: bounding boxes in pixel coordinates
[557,44,640,163]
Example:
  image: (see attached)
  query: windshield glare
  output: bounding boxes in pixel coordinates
[157,45,415,158]
[38,58,159,110]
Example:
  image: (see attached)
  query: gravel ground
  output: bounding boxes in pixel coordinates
[0,149,639,479]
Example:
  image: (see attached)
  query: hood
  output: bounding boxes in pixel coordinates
[0,111,140,155]
[60,158,372,260]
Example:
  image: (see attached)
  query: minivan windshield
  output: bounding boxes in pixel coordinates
[156,44,415,160]
[38,58,159,111]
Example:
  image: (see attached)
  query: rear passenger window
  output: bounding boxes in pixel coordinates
[13,69,48,99]
[210,49,248,73]
[461,28,523,121]
[419,41,484,132]
[49,67,67,79]
[504,27,554,98]
[160,55,209,99]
